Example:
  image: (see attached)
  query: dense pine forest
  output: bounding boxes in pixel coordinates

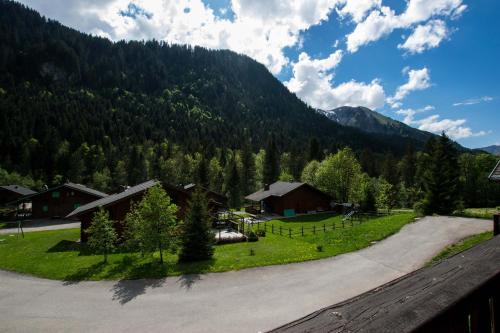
[0,1,498,212]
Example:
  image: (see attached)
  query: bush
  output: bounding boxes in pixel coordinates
[247,231,259,242]
[316,244,323,252]
[255,229,266,237]
[249,248,255,256]
[413,200,426,217]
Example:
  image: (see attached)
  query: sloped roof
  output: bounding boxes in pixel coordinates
[245,181,305,202]
[63,182,109,198]
[66,180,159,218]
[489,160,500,182]
[0,185,37,196]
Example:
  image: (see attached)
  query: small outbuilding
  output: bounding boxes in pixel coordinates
[0,185,37,206]
[245,181,333,217]
[29,182,108,219]
[489,160,500,182]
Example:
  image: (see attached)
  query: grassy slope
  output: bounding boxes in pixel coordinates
[454,208,499,220]
[428,231,494,265]
[0,213,415,281]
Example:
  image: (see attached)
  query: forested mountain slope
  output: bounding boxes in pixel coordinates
[0,0,422,185]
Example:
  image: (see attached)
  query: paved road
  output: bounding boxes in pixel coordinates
[0,216,492,333]
[0,219,80,235]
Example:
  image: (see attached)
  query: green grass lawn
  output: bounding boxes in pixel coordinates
[0,212,415,281]
[454,207,499,220]
[428,231,494,265]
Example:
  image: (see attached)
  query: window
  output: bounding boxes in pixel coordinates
[74,203,80,209]
[52,191,60,199]
[42,205,48,212]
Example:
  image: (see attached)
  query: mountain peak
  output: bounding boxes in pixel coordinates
[318,106,434,143]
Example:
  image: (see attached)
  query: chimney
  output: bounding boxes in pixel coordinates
[264,183,270,191]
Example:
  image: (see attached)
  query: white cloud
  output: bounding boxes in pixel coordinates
[19,0,342,74]
[396,105,434,124]
[285,51,386,110]
[416,115,487,139]
[336,0,381,23]
[398,20,449,54]
[453,96,494,106]
[344,0,466,53]
[388,67,431,108]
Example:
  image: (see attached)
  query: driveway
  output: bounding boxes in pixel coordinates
[0,219,80,235]
[0,216,492,333]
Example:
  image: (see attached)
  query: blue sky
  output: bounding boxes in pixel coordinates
[19,0,499,148]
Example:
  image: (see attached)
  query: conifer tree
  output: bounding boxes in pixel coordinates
[179,188,214,262]
[421,133,460,215]
[227,161,241,209]
[196,155,209,188]
[240,142,256,196]
[263,138,279,185]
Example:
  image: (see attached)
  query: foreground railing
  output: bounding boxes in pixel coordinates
[270,232,500,333]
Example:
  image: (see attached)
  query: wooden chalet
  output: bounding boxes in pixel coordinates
[489,160,500,182]
[245,181,332,217]
[0,185,37,206]
[67,180,227,242]
[28,182,108,219]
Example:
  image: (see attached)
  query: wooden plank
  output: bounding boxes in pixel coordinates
[270,235,500,333]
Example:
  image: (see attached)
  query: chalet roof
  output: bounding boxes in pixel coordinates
[66,180,159,218]
[18,182,108,203]
[0,185,37,196]
[489,160,500,182]
[245,181,306,202]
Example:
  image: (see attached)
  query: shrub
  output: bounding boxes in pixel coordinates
[413,200,426,217]
[249,248,255,256]
[247,231,259,242]
[255,229,266,237]
[316,244,323,252]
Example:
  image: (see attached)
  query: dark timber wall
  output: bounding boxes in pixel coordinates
[263,185,331,216]
[32,187,102,219]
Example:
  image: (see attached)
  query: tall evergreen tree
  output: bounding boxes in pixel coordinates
[381,153,398,185]
[307,138,322,161]
[421,133,460,215]
[227,161,242,209]
[179,188,214,262]
[400,142,417,186]
[196,155,209,188]
[128,145,147,185]
[263,138,279,185]
[240,142,255,196]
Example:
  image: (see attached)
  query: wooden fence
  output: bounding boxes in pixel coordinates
[269,233,500,333]
[253,212,387,238]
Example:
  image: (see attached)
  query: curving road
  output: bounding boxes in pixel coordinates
[0,216,492,333]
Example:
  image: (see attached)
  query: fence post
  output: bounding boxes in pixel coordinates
[342,220,345,228]
[313,226,316,234]
[280,226,282,236]
[289,228,291,238]
[272,224,274,234]
[494,214,500,236]
[323,224,326,232]
[264,223,267,232]
[257,222,260,231]
[301,226,304,236]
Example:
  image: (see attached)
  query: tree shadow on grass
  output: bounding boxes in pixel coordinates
[63,261,107,285]
[47,240,80,253]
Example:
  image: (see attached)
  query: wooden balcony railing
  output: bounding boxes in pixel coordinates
[270,230,500,333]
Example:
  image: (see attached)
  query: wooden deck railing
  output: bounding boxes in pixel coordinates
[270,233,500,333]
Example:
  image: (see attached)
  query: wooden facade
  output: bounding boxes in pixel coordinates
[31,184,107,219]
[246,182,332,216]
[263,185,332,215]
[76,182,227,242]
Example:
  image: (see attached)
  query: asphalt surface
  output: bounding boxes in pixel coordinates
[0,219,80,235]
[0,216,492,333]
